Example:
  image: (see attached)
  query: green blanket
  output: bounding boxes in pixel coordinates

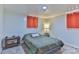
[23,34,63,53]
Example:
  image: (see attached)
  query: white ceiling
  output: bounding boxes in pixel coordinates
[4,4,79,18]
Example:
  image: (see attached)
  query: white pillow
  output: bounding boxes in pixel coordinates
[31,33,40,37]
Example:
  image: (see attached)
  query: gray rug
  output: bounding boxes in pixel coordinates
[2,44,79,54]
[2,45,25,54]
[22,43,79,54]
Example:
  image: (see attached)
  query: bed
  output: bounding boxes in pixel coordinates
[22,33,64,54]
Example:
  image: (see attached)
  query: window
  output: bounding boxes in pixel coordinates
[67,12,79,28]
[27,16,38,28]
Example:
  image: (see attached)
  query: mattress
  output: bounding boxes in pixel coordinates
[22,34,64,54]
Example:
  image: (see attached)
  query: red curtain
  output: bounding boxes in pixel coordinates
[27,16,38,28]
[67,12,79,28]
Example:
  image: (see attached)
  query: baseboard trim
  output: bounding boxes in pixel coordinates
[63,41,79,49]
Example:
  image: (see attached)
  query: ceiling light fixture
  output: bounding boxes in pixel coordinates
[42,5,48,11]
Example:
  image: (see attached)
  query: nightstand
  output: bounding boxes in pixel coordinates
[44,33,50,37]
